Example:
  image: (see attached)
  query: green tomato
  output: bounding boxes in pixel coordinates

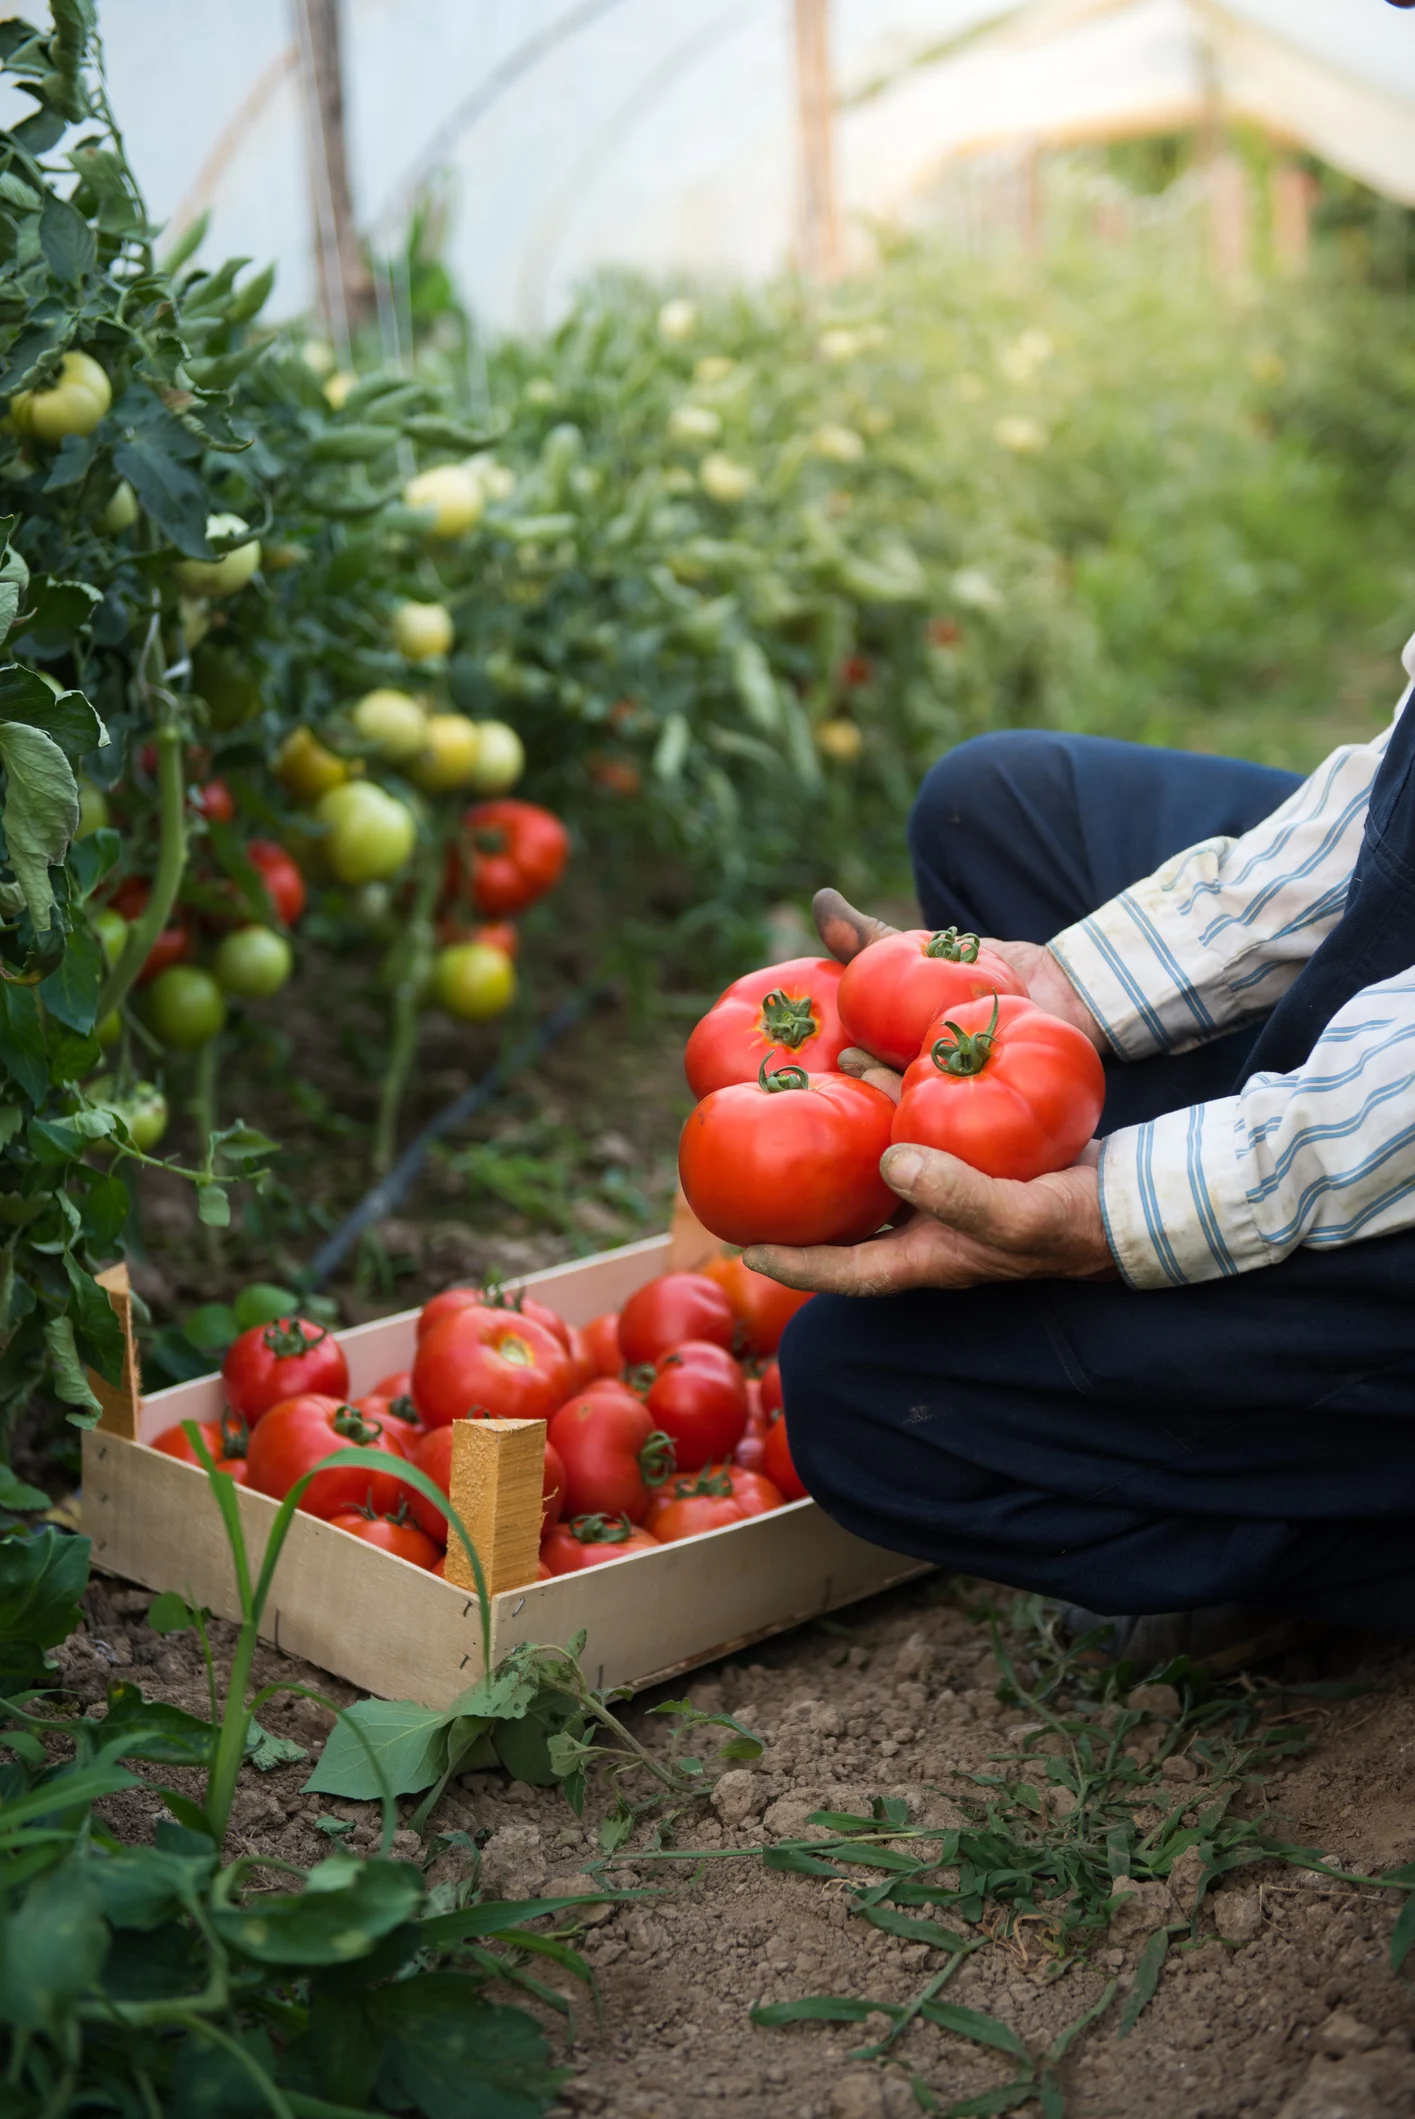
[87,1076,169,1152]
[76,782,109,836]
[95,1009,122,1048]
[144,966,227,1050]
[92,906,128,967]
[392,600,454,662]
[100,478,138,533]
[11,350,112,443]
[173,513,261,598]
[403,463,483,537]
[468,720,525,796]
[213,923,293,1000]
[432,941,516,1022]
[352,687,428,761]
[314,782,416,885]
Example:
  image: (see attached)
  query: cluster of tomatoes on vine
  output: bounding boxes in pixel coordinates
[154,1259,815,1575]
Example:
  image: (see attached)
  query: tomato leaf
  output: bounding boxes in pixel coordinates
[0,982,48,1105]
[211,1852,423,1967]
[0,718,78,930]
[38,190,95,283]
[37,925,101,1032]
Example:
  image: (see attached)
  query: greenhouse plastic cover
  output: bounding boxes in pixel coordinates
[77,0,1415,331]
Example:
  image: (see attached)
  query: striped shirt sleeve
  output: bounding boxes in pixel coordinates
[1099,967,1415,1287]
[1047,722,1395,1061]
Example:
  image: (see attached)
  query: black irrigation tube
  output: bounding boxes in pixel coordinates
[300,983,610,1291]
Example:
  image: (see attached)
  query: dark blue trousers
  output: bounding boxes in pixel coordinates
[782,731,1415,1631]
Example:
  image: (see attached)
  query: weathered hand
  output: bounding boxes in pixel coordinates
[744,1141,1116,1295]
[812,887,1107,1053]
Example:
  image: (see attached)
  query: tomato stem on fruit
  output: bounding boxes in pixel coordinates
[572,1511,633,1545]
[757,1055,810,1094]
[759,988,818,1049]
[639,1430,677,1485]
[930,994,1002,1077]
[925,926,982,964]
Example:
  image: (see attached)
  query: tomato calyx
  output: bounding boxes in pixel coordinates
[758,988,818,1050]
[930,994,1002,1078]
[472,826,508,854]
[384,1394,419,1426]
[569,1511,635,1546]
[638,1430,677,1487]
[924,926,982,964]
[219,1409,249,1460]
[262,1318,329,1360]
[673,1465,734,1500]
[757,1056,810,1095]
[331,1404,384,1446]
[623,1363,655,1396]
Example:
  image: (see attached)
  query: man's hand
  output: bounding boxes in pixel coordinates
[812,887,1108,1052]
[744,1143,1117,1296]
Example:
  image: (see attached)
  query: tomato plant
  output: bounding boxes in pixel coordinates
[894,993,1105,1180]
[679,1059,897,1247]
[222,1317,350,1425]
[837,927,1029,1071]
[617,1272,735,1366]
[644,1340,748,1471]
[547,1387,676,1522]
[245,1393,410,1518]
[684,956,848,1097]
[412,1303,572,1427]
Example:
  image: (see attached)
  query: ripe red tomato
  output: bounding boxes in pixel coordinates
[651,1463,784,1542]
[190,778,235,824]
[618,1273,735,1367]
[435,916,521,958]
[547,1388,676,1522]
[139,921,194,985]
[246,1394,409,1518]
[733,1377,768,1469]
[417,1284,570,1350]
[581,1311,623,1377]
[355,1368,421,1435]
[645,1341,748,1472]
[764,1413,808,1501]
[894,993,1105,1181]
[760,1359,783,1419]
[327,1507,441,1569]
[704,1253,813,1357]
[247,840,307,927]
[223,1317,349,1426]
[540,1514,660,1574]
[447,800,570,918]
[412,1304,572,1428]
[152,1411,248,1484]
[542,1440,566,1532]
[836,927,1028,1073]
[839,654,874,687]
[679,1061,896,1248]
[562,1325,596,1392]
[684,957,849,1099]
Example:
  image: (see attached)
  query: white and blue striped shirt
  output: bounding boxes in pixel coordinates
[1049,640,1415,1290]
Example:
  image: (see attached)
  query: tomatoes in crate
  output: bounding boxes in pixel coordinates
[894,993,1105,1181]
[581,1311,623,1378]
[684,957,849,1098]
[704,1253,812,1357]
[763,1413,808,1502]
[618,1272,735,1367]
[547,1387,676,1523]
[223,1317,349,1425]
[412,1304,572,1428]
[644,1341,747,1472]
[650,1464,783,1542]
[246,1394,409,1519]
[407,1424,566,1544]
[760,1359,783,1419]
[327,1506,441,1569]
[355,1370,421,1434]
[417,1283,571,1351]
[836,926,1027,1072]
[152,1411,248,1483]
[679,1060,895,1249]
[541,1514,660,1574]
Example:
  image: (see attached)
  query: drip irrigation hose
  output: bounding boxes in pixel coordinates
[300,983,610,1290]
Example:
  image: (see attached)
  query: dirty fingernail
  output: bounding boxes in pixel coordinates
[883,1146,921,1189]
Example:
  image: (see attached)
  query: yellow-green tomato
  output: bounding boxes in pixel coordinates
[173,513,261,599]
[214,923,293,1000]
[95,1009,122,1049]
[12,350,112,443]
[144,966,227,1050]
[92,906,128,967]
[87,1076,170,1152]
[76,782,110,837]
[408,712,481,794]
[403,463,483,538]
[432,942,516,1022]
[468,720,525,796]
[100,478,138,533]
[700,453,755,503]
[352,688,428,762]
[392,599,454,662]
[314,782,416,885]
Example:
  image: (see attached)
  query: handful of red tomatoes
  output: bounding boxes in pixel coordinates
[149,1261,814,1583]
[677,927,1105,1243]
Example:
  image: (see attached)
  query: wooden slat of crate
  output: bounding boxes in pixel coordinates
[82,1234,931,1707]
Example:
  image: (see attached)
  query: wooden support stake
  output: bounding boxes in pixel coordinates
[446,1419,545,1597]
[88,1262,141,1442]
[792,0,841,282]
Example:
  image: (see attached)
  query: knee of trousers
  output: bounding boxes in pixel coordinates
[908,730,1072,873]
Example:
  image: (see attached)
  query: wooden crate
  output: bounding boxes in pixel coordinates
[82,1235,929,1709]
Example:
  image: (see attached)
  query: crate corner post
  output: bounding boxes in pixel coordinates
[445,1418,545,1600]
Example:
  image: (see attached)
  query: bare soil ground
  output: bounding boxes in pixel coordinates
[70,1570,1415,2119]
